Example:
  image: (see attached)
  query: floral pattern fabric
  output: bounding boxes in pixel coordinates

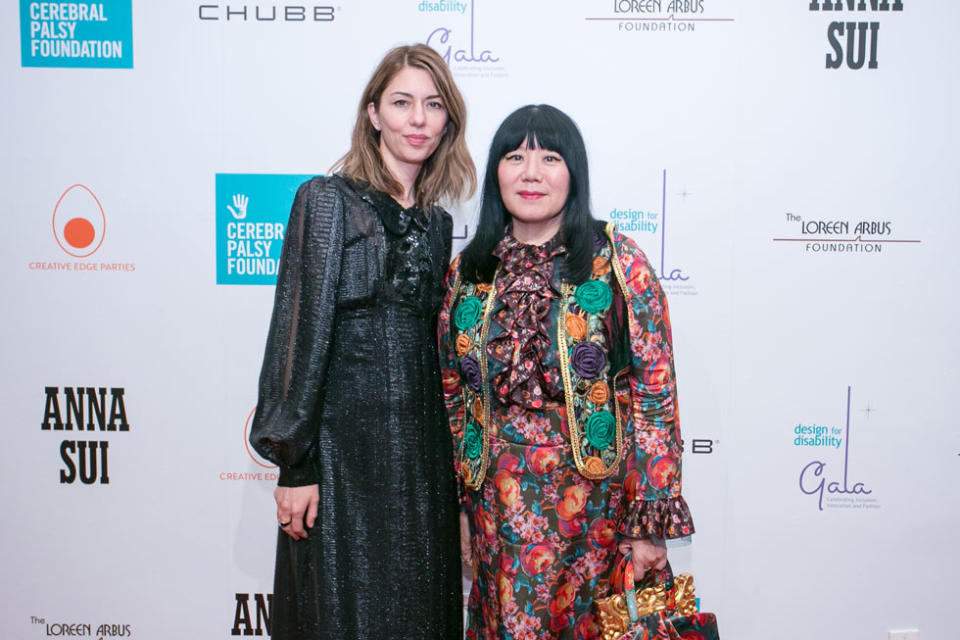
[439,228,694,639]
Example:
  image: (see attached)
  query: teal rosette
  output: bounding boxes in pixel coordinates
[575,280,612,314]
[464,423,483,459]
[585,410,616,451]
[454,296,483,331]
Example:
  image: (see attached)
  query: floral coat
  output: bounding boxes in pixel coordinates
[439,224,694,640]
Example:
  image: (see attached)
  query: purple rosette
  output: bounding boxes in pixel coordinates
[460,354,483,392]
[570,342,606,379]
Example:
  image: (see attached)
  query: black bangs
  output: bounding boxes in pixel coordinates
[460,104,597,285]
[490,107,574,164]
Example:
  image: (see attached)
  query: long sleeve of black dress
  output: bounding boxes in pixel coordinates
[250,177,343,487]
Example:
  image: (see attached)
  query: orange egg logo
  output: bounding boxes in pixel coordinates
[556,485,588,520]
[52,184,106,257]
[243,406,278,470]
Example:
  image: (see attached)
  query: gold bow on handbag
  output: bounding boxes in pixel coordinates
[594,556,702,640]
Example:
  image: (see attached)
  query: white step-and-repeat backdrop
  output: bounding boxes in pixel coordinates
[3,1,958,638]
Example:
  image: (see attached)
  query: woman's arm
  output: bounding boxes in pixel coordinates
[249,177,344,488]
[437,255,471,564]
[614,233,694,545]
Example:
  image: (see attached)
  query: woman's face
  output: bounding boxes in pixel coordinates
[497,140,570,244]
[367,66,448,176]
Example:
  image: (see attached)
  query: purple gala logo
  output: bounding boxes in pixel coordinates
[425,0,500,65]
[798,386,874,511]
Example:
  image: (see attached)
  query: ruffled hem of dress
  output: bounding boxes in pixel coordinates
[617,496,695,539]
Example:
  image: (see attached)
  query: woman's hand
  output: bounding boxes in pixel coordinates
[459,511,473,568]
[274,484,319,540]
[618,536,667,578]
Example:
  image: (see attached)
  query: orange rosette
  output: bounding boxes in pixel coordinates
[583,456,607,477]
[556,485,588,520]
[477,282,493,294]
[455,333,472,356]
[473,397,484,426]
[587,381,610,405]
[461,462,473,486]
[565,313,587,341]
[592,256,610,276]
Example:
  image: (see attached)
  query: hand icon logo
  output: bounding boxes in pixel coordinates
[228,194,249,220]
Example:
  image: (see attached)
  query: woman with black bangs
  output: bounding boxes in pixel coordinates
[439,104,694,638]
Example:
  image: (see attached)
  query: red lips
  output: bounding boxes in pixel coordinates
[518,190,545,200]
[404,134,429,146]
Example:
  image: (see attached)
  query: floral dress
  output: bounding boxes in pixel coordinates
[438,226,694,640]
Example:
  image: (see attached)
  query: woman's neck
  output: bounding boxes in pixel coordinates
[380,147,421,209]
[509,216,562,246]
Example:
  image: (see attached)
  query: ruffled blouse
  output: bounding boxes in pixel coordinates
[486,233,567,410]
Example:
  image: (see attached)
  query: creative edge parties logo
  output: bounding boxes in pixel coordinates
[28,184,136,274]
[796,386,879,512]
[585,0,735,34]
[20,0,134,69]
[607,170,697,297]
[424,0,505,78]
[808,0,905,70]
[219,406,278,482]
[215,173,313,285]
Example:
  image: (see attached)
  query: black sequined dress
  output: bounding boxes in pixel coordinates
[249,175,462,639]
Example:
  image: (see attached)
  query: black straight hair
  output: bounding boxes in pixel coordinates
[460,104,600,285]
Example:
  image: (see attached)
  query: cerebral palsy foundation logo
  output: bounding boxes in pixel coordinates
[20,0,134,69]
[215,173,314,285]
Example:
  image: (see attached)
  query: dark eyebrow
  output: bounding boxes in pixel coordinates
[389,91,443,100]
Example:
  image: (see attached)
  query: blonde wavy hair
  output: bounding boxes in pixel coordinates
[333,44,476,207]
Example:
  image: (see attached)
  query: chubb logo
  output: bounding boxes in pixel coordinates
[52,184,106,257]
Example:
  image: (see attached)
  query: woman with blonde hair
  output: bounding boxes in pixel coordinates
[250,44,476,639]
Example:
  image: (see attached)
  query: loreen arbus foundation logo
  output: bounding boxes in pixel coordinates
[808,0,905,70]
[585,1,734,35]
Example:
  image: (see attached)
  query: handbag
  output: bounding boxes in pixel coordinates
[594,552,720,640]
